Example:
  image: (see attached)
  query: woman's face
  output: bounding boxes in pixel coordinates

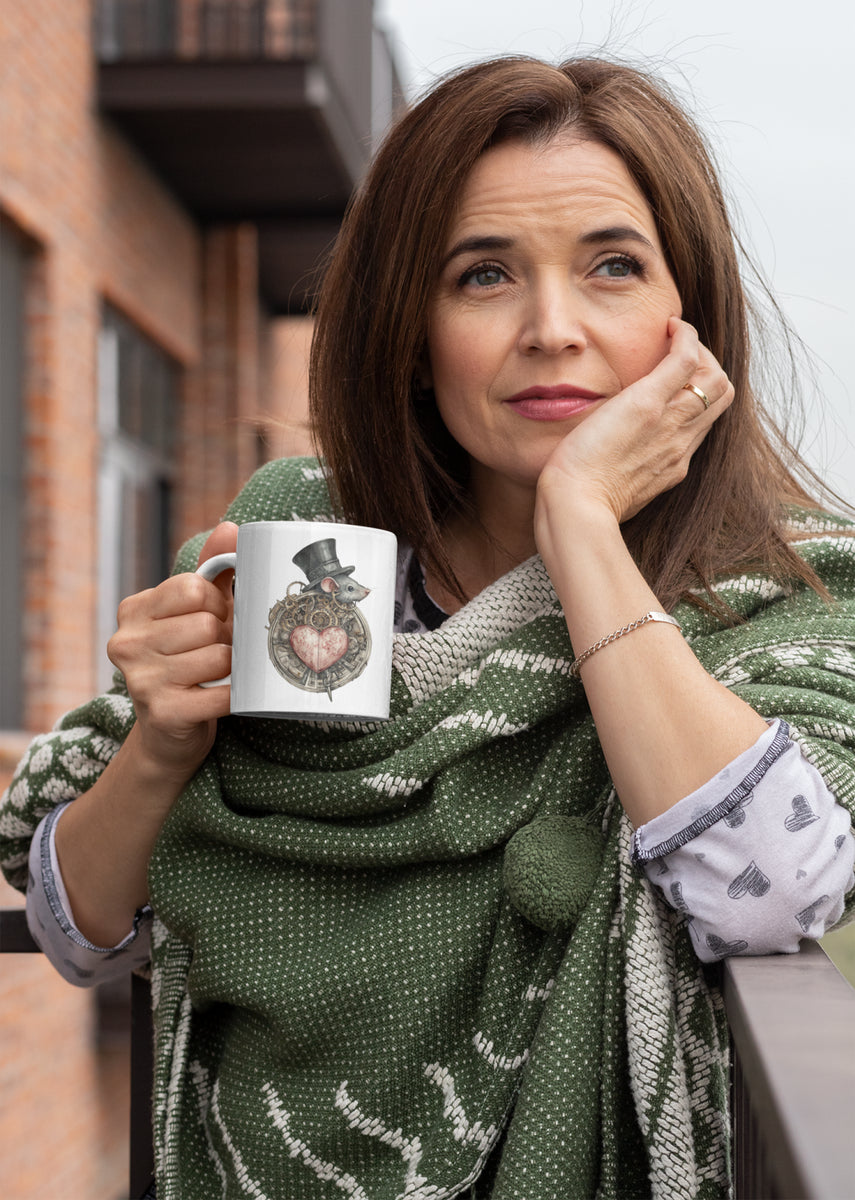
[426,137,683,500]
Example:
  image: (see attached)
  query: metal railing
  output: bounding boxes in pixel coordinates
[0,908,154,1198]
[4,905,853,1198]
[95,0,318,61]
[93,0,380,177]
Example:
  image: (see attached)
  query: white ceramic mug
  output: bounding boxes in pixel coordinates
[196,521,397,720]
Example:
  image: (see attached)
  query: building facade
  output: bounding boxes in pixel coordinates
[0,3,401,1194]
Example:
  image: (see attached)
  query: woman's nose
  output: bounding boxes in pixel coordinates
[519,280,589,355]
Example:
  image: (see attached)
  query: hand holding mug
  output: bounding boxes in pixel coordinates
[106,522,238,780]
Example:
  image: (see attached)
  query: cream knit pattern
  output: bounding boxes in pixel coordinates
[3,457,855,1200]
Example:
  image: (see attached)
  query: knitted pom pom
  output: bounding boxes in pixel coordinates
[503,814,605,931]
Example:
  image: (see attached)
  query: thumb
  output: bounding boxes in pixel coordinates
[197,521,239,606]
[197,521,239,566]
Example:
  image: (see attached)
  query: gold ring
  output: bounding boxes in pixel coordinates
[683,383,710,410]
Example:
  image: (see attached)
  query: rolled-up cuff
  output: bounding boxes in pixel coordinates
[631,720,788,863]
[632,722,855,961]
[26,803,151,986]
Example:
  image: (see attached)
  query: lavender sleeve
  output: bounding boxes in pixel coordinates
[632,720,855,961]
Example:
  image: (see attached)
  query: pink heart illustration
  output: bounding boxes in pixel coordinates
[289,625,349,673]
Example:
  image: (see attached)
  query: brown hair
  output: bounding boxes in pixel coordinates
[310,56,826,611]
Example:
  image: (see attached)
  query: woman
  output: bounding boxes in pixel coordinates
[3,57,855,1199]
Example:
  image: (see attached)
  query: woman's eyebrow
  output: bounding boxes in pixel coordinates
[441,235,514,269]
[578,225,655,249]
[441,226,655,273]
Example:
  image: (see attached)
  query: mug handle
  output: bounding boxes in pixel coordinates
[195,552,237,688]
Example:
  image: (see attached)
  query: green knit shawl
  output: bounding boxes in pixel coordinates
[3,457,855,1200]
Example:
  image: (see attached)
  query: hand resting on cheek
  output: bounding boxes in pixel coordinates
[536,317,735,526]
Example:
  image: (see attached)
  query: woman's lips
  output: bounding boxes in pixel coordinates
[504,385,604,421]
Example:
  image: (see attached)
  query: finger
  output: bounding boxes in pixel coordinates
[630,318,701,404]
[167,644,233,689]
[148,610,232,657]
[144,676,232,728]
[695,345,736,412]
[127,642,233,698]
[142,572,232,622]
[679,368,734,420]
[658,331,731,418]
[681,382,714,413]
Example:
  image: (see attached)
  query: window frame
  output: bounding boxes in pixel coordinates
[97,304,179,691]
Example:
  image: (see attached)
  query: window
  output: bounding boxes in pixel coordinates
[0,219,28,728]
[97,304,178,689]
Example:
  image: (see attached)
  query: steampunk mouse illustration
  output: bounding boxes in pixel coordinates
[267,538,373,699]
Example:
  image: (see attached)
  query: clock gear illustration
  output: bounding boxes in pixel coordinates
[267,538,372,699]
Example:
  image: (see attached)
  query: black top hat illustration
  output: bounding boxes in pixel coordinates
[292,538,355,589]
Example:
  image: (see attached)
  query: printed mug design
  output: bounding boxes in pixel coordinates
[267,538,372,699]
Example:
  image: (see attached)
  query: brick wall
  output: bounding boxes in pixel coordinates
[0,4,199,1195]
[0,1,323,1192]
[1,0,201,729]
[0,3,293,1196]
[178,224,263,538]
[177,239,316,546]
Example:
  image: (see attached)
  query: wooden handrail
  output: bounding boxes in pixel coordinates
[724,940,855,1200]
[3,907,854,1198]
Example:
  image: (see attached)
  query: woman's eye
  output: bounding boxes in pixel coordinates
[461,264,506,288]
[593,255,642,279]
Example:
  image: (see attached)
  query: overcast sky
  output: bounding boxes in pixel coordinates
[375,0,855,506]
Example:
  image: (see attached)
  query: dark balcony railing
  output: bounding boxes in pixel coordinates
[96,0,318,61]
[93,0,377,181]
[0,907,155,1197]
